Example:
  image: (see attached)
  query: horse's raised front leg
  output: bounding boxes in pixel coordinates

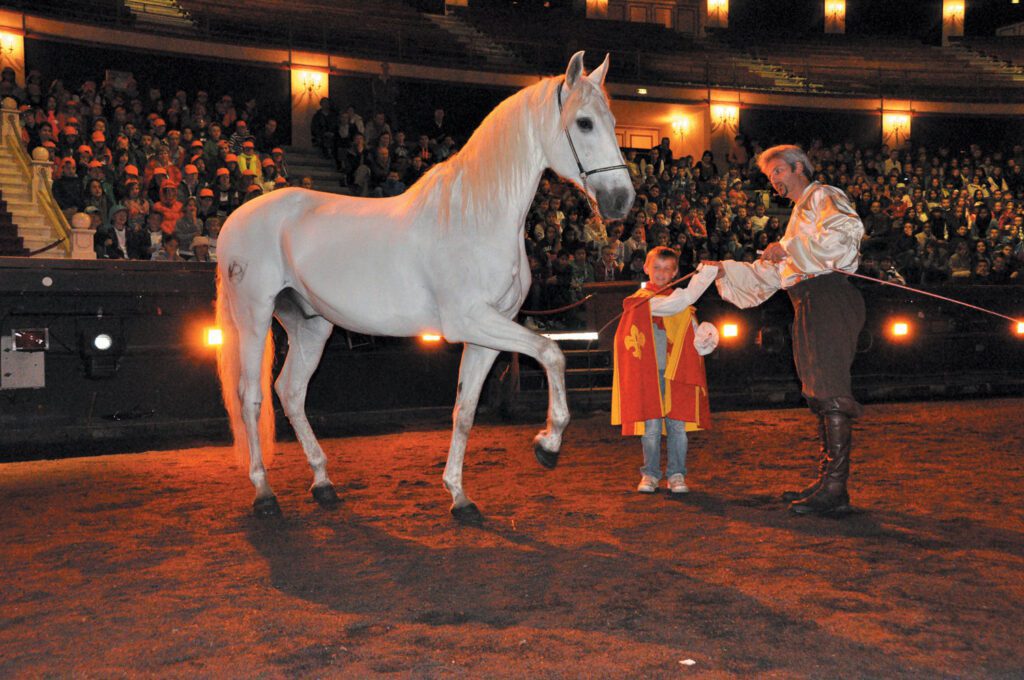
[274,302,338,506]
[443,343,499,524]
[449,306,568,470]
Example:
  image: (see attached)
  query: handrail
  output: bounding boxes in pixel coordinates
[2,135,73,258]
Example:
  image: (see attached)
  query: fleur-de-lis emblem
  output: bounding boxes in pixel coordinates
[625,324,645,359]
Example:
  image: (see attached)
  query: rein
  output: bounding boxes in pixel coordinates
[556,80,628,193]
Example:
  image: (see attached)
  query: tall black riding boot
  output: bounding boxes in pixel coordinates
[790,411,852,515]
[781,414,828,502]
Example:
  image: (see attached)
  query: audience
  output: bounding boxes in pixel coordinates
[12,67,1023,300]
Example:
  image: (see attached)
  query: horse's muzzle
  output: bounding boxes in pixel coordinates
[597,187,635,221]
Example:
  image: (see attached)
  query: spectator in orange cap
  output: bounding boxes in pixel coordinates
[242,183,263,204]
[260,157,278,192]
[239,168,259,195]
[179,163,202,202]
[270,147,289,181]
[237,139,263,184]
[152,117,167,138]
[146,166,167,202]
[272,176,289,191]
[213,167,240,215]
[197,187,217,220]
[152,180,184,234]
[83,159,115,205]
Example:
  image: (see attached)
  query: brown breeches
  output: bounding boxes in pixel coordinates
[787,273,865,417]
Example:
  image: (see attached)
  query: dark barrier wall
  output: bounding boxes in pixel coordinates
[1,259,1022,458]
[0,259,462,458]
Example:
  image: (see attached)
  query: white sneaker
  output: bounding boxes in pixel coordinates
[668,474,689,494]
[637,475,658,493]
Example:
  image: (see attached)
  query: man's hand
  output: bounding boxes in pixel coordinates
[700,261,726,280]
[760,242,788,263]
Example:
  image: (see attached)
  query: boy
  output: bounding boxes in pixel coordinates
[612,247,719,494]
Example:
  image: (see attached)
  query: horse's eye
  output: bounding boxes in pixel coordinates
[577,117,593,132]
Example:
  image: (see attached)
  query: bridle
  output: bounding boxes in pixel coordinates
[556,80,628,193]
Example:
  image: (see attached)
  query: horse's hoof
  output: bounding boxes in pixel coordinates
[450,502,484,525]
[312,483,340,506]
[534,442,560,469]
[253,495,282,518]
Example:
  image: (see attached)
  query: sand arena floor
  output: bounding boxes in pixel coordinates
[1,398,1022,678]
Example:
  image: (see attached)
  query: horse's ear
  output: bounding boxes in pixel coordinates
[565,51,586,89]
[587,54,610,87]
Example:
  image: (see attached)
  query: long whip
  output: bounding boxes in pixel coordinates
[830,268,1023,325]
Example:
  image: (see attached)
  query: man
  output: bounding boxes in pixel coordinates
[706,145,865,516]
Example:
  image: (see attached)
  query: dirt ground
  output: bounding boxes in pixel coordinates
[1,398,1022,679]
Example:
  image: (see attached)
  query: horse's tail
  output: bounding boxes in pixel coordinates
[216,269,276,463]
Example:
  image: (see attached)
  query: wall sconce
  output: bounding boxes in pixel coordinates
[710,104,739,132]
[882,112,911,147]
[585,0,609,19]
[0,32,15,57]
[824,0,846,33]
[707,0,729,29]
[300,70,324,95]
[671,117,690,139]
[943,0,965,24]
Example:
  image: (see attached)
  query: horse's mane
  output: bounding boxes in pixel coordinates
[403,74,605,233]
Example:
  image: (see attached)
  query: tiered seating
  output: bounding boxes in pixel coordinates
[179,0,475,67]
[959,36,1024,70]
[455,7,778,88]
[5,0,131,26]
[719,34,1023,101]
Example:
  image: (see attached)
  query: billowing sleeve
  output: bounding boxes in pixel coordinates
[649,265,718,317]
[715,259,782,309]
[785,186,864,274]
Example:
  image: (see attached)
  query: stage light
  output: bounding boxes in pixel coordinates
[636,87,648,95]
[721,322,739,339]
[888,320,912,340]
[420,333,443,343]
[78,317,125,379]
[205,327,223,347]
[1016,321,1024,336]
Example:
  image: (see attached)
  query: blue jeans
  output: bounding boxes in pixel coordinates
[640,417,688,481]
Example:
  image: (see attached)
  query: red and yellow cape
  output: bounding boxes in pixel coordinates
[610,288,710,436]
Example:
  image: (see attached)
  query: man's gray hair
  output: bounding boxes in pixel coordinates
[757,144,814,180]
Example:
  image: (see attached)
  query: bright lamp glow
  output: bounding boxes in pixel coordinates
[205,327,223,346]
[1015,321,1024,336]
[420,333,443,343]
[891,321,910,337]
[721,323,739,338]
[93,333,113,351]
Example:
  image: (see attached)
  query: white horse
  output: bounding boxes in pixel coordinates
[215,52,635,521]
